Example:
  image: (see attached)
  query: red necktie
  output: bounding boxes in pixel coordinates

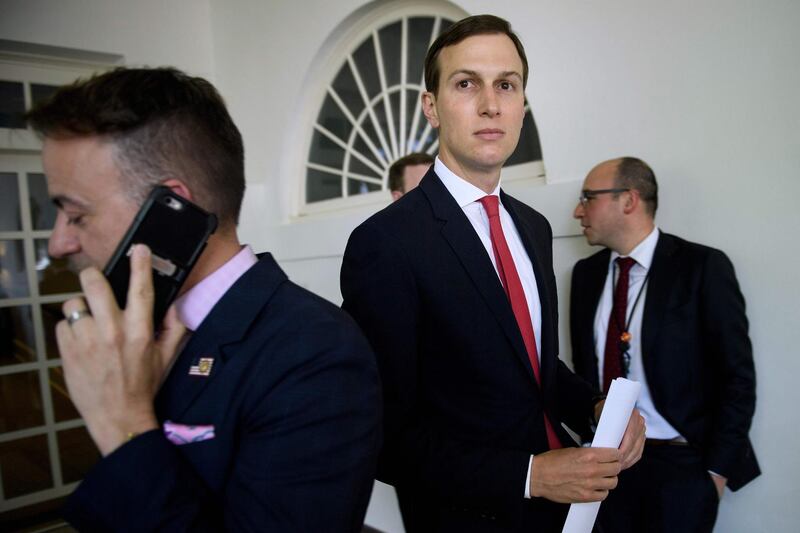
[480,195,561,450]
[602,257,637,392]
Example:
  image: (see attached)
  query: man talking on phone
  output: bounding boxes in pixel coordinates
[26,67,381,532]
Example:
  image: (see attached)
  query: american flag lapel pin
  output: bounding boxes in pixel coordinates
[189,357,215,377]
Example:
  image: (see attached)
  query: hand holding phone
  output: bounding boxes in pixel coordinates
[103,186,217,327]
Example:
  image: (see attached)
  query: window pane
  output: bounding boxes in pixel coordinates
[41,301,65,360]
[378,21,401,87]
[0,370,45,432]
[505,110,543,167]
[306,167,342,203]
[0,305,36,366]
[372,99,392,157]
[352,128,382,169]
[49,366,80,422]
[28,173,56,230]
[0,240,29,299]
[347,179,380,196]
[408,17,434,84]
[0,81,26,129]
[35,239,80,296]
[348,146,381,179]
[58,426,100,484]
[331,63,364,118]
[308,129,345,169]
[352,37,381,100]
[30,83,60,107]
[0,434,53,498]
[389,90,401,144]
[0,173,22,231]
[318,93,353,143]
[404,89,418,147]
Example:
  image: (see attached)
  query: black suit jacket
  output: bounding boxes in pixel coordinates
[65,254,382,532]
[341,170,597,532]
[570,232,760,490]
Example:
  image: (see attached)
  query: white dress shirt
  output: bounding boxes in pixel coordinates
[434,158,543,357]
[434,158,544,498]
[592,227,682,439]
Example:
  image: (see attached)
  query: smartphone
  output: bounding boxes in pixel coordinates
[103,186,218,328]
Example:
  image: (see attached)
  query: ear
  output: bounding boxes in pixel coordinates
[622,189,639,215]
[391,190,403,201]
[421,91,440,128]
[160,178,194,202]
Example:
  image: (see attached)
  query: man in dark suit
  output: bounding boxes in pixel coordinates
[27,67,381,532]
[570,157,760,532]
[341,15,644,532]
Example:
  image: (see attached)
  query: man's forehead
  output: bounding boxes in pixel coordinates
[439,33,523,76]
[42,135,124,204]
[586,161,619,186]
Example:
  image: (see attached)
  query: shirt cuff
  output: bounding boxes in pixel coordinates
[524,454,534,499]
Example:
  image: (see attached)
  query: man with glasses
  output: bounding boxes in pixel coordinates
[570,157,760,532]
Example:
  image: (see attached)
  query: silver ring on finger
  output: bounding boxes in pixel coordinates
[66,308,92,326]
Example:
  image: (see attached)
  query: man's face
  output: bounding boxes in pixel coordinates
[44,136,140,272]
[422,33,525,178]
[391,163,430,201]
[573,161,627,248]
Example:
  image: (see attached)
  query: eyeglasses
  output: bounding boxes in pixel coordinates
[578,188,630,206]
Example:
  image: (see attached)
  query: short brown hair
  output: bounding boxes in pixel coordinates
[26,67,245,226]
[388,153,434,193]
[615,157,659,216]
[424,14,529,95]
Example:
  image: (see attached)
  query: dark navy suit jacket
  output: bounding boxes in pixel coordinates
[341,171,598,532]
[570,232,759,490]
[65,253,382,532]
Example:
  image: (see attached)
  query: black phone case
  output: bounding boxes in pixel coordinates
[103,186,218,327]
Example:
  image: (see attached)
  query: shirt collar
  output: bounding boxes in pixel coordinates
[434,157,501,208]
[610,226,660,271]
[174,245,258,331]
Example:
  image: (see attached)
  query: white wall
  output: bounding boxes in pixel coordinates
[2,0,798,531]
[0,0,215,77]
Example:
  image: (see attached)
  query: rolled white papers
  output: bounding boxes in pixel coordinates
[561,377,641,533]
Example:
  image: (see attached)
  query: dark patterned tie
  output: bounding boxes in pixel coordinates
[603,256,637,392]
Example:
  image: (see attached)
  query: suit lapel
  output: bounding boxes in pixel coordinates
[641,233,678,364]
[420,174,536,384]
[155,254,287,420]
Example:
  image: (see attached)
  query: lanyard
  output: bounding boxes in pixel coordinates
[612,260,650,375]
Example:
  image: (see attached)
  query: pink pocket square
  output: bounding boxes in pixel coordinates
[163,420,215,445]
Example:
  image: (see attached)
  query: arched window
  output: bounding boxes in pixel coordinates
[299,1,545,212]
